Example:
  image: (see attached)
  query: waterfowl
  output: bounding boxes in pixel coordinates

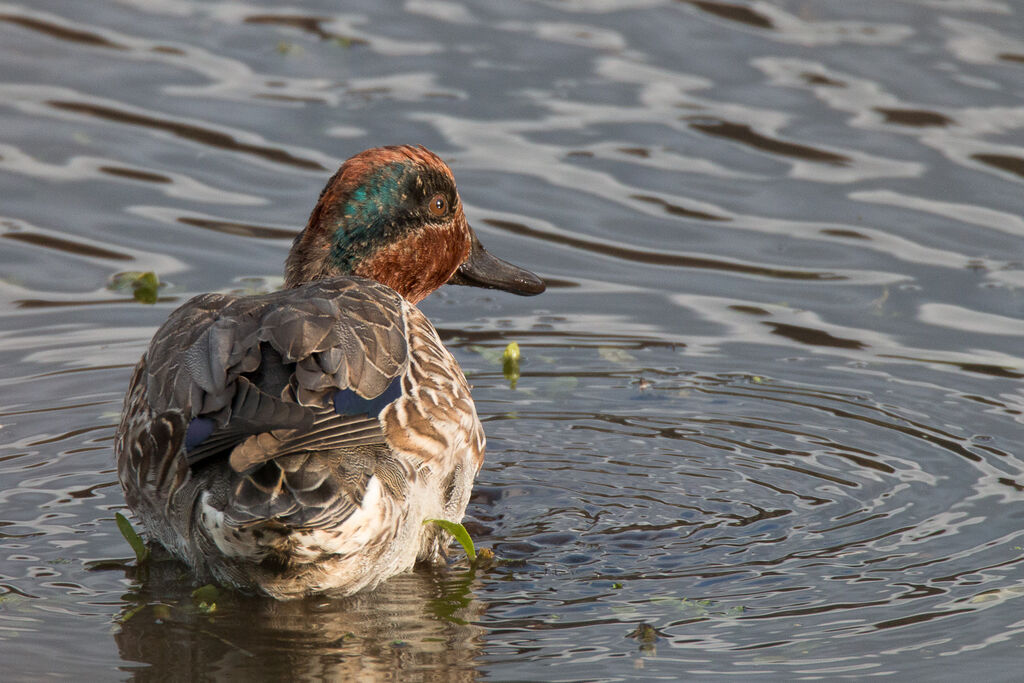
[114,145,544,599]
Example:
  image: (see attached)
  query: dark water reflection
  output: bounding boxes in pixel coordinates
[1,0,1024,680]
[115,553,482,681]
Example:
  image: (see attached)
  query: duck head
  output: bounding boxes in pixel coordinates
[285,145,545,304]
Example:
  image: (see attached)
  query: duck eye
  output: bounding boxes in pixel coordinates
[427,193,448,217]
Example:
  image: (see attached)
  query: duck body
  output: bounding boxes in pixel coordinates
[114,146,543,599]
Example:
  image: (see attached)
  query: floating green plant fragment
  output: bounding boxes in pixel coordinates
[108,271,161,304]
[133,272,159,303]
[469,343,524,389]
[424,519,476,562]
[502,341,521,364]
[612,582,624,589]
[115,512,149,563]
[502,342,521,389]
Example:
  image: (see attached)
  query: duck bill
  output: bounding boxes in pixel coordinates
[447,229,546,295]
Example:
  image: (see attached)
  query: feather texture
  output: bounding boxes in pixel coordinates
[115,275,484,598]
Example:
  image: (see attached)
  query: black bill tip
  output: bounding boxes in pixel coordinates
[447,230,546,296]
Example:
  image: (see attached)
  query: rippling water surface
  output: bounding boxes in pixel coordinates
[2,0,1023,679]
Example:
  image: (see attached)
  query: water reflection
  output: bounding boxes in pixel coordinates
[114,552,484,681]
[687,119,852,165]
[47,100,326,171]
[481,218,842,280]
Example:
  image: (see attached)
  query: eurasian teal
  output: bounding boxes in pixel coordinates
[115,145,544,599]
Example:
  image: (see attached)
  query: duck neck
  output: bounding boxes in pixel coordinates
[284,207,470,304]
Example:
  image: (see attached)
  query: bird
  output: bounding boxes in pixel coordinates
[114,145,545,599]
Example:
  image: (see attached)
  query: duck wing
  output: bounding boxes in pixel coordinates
[140,277,410,473]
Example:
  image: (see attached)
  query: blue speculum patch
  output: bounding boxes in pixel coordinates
[184,375,402,453]
[333,375,403,417]
[184,416,216,452]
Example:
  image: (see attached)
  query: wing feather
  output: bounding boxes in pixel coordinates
[138,277,410,473]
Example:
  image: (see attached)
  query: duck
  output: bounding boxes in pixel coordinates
[114,145,545,599]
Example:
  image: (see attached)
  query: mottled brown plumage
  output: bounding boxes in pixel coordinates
[115,145,544,598]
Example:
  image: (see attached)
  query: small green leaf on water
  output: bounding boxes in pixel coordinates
[612,582,624,589]
[108,271,161,304]
[115,512,149,564]
[752,376,765,384]
[502,342,521,364]
[423,519,476,562]
[502,342,521,390]
[132,271,159,304]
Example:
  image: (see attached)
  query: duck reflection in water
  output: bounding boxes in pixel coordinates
[114,145,544,598]
[114,547,484,681]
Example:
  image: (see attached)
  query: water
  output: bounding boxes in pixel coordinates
[1,0,1023,679]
